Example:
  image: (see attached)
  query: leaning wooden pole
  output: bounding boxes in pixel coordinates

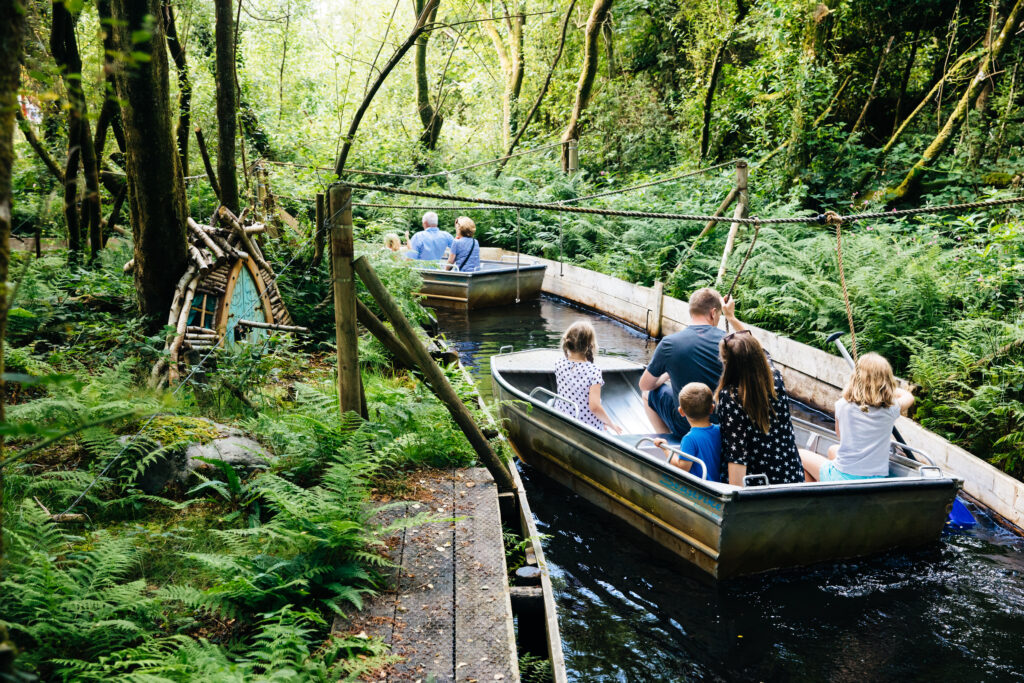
[329,185,364,419]
[715,160,749,286]
[356,299,417,369]
[353,255,517,493]
[669,160,743,282]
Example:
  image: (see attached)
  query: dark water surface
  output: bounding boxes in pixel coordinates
[433,296,1024,682]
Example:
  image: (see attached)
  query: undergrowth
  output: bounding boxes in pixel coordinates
[0,249,484,680]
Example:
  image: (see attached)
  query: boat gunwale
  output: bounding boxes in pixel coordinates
[416,261,548,280]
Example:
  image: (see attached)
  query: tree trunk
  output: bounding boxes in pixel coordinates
[110,0,189,319]
[890,0,1023,199]
[967,0,1002,168]
[891,29,920,137]
[164,3,191,177]
[785,3,833,179]
[849,35,894,139]
[601,14,614,77]
[51,2,102,258]
[482,4,525,150]
[413,0,442,148]
[561,0,614,171]
[1,0,27,576]
[699,0,748,162]
[992,56,1019,161]
[214,0,238,212]
[495,0,577,177]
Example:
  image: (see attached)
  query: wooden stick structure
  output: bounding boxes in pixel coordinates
[670,160,745,282]
[236,319,310,333]
[353,254,518,494]
[355,299,416,369]
[329,185,365,419]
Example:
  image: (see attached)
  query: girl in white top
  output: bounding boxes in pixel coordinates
[553,321,623,434]
[801,352,914,481]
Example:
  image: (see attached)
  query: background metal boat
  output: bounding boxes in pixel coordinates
[418,258,546,309]
[492,348,961,579]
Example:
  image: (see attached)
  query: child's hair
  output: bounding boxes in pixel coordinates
[716,332,776,434]
[455,216,476,238]
[384,233,402,251]
[843,352,896,411]
[561,321,597,362]
[678,382,714,421]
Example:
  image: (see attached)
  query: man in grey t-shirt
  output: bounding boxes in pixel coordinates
[638,288,746,437]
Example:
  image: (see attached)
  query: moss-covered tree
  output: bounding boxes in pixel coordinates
[109,0,188,319]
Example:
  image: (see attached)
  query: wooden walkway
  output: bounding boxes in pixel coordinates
[335,468,519,682]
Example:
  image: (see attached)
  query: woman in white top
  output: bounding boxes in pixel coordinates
[552,321,623,434]
[801,352,914,481]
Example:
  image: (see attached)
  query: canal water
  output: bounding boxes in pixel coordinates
[434,295,1024,682]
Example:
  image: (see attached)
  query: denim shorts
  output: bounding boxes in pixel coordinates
[647,383,691,438]
[819,460,888,482]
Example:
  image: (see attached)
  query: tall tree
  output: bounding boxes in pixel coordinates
[699,0,749,162]
[0,0,26,582]
[51,1,105,257]
[890,0,1023,198]
[561,0,613,171]
[109,0,188,319]
[214,0,238,212]
[164,2,191,177]
[413,0,443,148]
[480,1,525,150]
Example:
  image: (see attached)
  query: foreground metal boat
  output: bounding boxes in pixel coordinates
[492,348,962,579]
[418,258,546,309]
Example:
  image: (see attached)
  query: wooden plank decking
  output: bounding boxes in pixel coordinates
[335,468,519,682]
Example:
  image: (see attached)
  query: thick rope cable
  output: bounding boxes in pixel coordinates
[551,159,738,205]
[825,210,858,362]
[335,180,1024,224]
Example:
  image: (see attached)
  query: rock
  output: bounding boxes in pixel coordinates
[125,420,272,494]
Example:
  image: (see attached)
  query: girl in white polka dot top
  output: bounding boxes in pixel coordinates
[553,322,624,434]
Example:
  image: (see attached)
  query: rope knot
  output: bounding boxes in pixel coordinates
[823,210,843,227]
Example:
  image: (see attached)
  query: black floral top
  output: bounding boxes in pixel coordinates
[718,368,805,485]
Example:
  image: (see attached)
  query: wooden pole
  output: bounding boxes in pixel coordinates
[356,299,416,369]
[668,161,743,282]
[567,138,579,175]
[353,255,517,493]
[715,161,749,287]
[648,281,664,338]
[329,185,364,419]
[313,192,325,267]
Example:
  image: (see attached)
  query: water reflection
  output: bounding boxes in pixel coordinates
[434,296,1024,682]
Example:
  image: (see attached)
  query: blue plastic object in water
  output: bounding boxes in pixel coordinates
[948,497,977,528]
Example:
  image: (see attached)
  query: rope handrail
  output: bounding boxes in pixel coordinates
[550,159,739,205]
[336,180,1024,224]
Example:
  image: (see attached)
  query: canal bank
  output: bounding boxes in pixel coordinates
[434,294,1024,681]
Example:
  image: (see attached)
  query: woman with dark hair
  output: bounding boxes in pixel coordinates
[715,331,804,486]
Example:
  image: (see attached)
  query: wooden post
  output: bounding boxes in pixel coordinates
[313,192,325,267]
[356,299,416,369]
[353,256,518,494]
[715,161,749,287]
[328,185,364,419]
[648,281,664,338]
[567,138,579,175]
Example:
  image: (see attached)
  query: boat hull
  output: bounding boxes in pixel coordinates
[418,260,546,309]
[492,350,960,579]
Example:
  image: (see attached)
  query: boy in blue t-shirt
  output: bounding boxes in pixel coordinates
[654,382,722,482]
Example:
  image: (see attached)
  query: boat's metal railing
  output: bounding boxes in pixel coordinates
[498,345,514,354]
[530,387,580,420]
[792,415,939,470]
[743,474,770,487]
[633,437,708,480]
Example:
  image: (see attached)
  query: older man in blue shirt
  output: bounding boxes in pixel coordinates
[405,211,454,262]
